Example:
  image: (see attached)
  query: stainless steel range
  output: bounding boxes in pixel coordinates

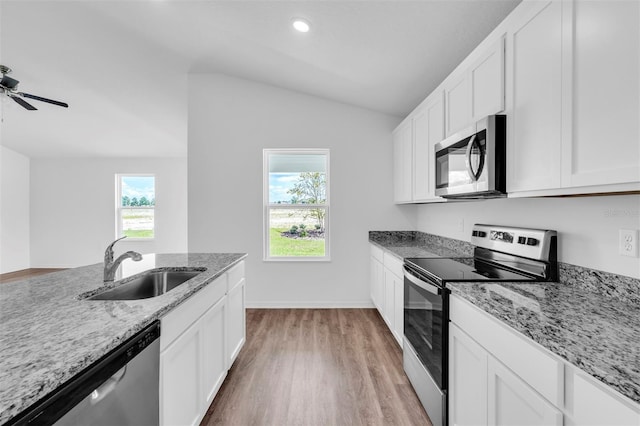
[402,224,558,426]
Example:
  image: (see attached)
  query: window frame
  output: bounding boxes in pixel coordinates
[263,149,330,262]
[115,173,156,241]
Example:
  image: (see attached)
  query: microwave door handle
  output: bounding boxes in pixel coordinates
[464,134,478,182]
[403,266,441,295]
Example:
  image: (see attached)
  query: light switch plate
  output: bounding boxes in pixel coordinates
[619,229,639,257]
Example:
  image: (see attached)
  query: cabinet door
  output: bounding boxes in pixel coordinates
[471,36,505,120]
[393,270,404,349]
[428,92,445,147]
[487,357,562,426]
[202,297,227,406]
[383,269,396,334]
[446,72,472,137]
[571,371,640,426]
[412,107,430,201]
[507,1,563,192]
[161,322,202,426]
[393,123,413,203]
[226,279,246,368]
[370,256,384,313]
[563,0,640,188]
[449,324,488,426]
[413,92,446,203]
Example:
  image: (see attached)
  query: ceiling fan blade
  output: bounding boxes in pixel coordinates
[0,75,19,89]
[10,95,37,110]
[21,92,68,108]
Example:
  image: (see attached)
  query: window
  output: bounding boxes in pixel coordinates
[116,175,155,239]
[263,149,329,261]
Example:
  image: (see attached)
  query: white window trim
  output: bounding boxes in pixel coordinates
[263,149,330,262]
[115,173,156,241]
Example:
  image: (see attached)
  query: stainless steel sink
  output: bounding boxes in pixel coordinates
[88,270,203,300]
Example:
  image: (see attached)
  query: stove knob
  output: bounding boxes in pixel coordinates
[518,236,526,244]
[526,238,539,246]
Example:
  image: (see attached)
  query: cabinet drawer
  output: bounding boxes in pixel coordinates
[370,244,384,263]
[571,370,640,425]
[450,295,563,406]
[383,252,404,278]
[161,274,227,352]
[227,261,245,292]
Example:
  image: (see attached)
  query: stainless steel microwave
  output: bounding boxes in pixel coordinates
[434,115,506,198]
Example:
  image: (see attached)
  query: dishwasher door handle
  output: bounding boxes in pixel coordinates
[403,266,442,295]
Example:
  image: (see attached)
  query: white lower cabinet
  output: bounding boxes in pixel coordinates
[226,276,245,368]
[159,261,246,426]
[201,298,227,406]
[569,370,640,426]
[370,244,404,348]
[450,294,640,426]
[487,356,562,426]
[161,319,204,426]
[449,324,488,426]
[370,255,384,312]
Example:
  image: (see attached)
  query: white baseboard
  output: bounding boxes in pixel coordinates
[246,300,375,309]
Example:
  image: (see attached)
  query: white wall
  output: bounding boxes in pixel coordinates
[416,195,640,279]
[0,146,30,273]
[188,73,414,307]
[30,157,188,268]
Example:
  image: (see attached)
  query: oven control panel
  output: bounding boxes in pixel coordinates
[470,224,557,261]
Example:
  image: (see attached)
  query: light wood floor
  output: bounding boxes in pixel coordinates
[201,309,432,426]
[0,268,66,284]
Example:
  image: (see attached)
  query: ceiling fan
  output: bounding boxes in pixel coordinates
[0,65,69,110]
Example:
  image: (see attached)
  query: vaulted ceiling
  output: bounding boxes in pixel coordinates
[0,0,520,158]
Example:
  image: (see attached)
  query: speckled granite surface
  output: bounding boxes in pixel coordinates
[370,231,640,405]
[0,253,246,424]
[560,262,640,305]
[369,231,472,259]
[448,282,640,405]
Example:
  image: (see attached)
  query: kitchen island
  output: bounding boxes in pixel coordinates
[0,252,246,424]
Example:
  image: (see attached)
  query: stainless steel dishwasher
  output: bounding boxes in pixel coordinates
[10,321,160,426]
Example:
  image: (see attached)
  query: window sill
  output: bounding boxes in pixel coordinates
[263,257,331,262]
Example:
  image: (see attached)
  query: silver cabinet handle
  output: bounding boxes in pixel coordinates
[403,266,441,295]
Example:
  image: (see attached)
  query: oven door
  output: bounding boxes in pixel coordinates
[403,266,448,426]
[403,266,447,389]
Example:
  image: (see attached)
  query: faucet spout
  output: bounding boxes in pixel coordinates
[104,237,142,283]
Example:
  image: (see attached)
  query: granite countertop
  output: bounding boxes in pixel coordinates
[448,282,640,405]
[0,253,246,424]
[369,231,471,259]
[369,233,640,406]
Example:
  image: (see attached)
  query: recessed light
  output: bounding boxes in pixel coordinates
[292,18,310,33]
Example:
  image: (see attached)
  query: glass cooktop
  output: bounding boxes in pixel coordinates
[405,257,537,284]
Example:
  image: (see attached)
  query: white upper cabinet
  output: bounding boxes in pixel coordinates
[507,0,564,193]
[471,36,505,121]
[393,122,413,203]
[445,36,506,138]
[394,0,639,200]
[562,0,640,188]
[507,0,640,196]
[413,92,446,203]
[445,72,472,137]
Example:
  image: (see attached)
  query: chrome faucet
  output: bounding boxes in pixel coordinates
[104,236,143,283]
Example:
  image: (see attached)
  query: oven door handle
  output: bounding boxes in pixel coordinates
[403,266,442,295]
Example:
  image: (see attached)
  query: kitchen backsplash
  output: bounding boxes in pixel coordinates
[369,231,640,305]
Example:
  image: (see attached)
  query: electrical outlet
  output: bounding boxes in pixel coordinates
[619,229,639,257]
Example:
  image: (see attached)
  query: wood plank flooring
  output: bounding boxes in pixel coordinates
[201,309,432,426]
[0,268,66,284]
